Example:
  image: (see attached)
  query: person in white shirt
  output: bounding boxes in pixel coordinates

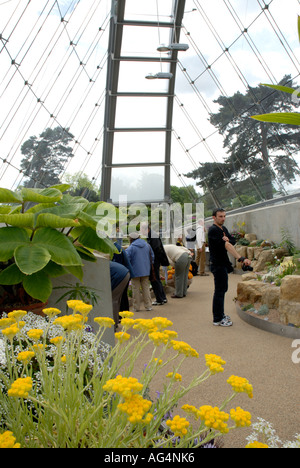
[164,244,192,298]
[196,219,209,276]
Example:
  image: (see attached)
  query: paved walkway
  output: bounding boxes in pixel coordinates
[130,273,300,448]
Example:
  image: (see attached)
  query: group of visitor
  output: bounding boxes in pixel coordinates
[109,221,206,329]
[109,209,253,329]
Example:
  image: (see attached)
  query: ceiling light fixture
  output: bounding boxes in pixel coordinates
[145,72,173,80]
[157,43,189,52]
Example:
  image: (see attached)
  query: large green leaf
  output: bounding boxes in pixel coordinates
[78,227,118,255]
[0,188,22,204]
[251,113,300,126]
[23,271,52,303]
[20,187,63,203]
[59,193,89,209]
[14,244,51,275]
[26,203,56,214]
[0,227,30,262]
[0,263,26,285]
[260,83,299,96]
[0,213,35,228]
[77,211,98,229]
[35,213,79,229]
[33,227,83,267]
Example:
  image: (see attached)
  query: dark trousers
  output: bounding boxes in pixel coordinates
[211,265,228,323]
[151,261,167,303]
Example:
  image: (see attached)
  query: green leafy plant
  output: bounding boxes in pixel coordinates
[53,282,100,311]
[0,185,117,305]
[0,303,254,448]
[252,17,300,126]
[279,228,296,256]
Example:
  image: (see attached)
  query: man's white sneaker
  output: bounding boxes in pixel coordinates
[213,316,233,327]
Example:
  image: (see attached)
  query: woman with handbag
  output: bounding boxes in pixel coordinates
[126,232,155,312]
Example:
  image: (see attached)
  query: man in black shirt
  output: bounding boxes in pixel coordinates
[208,208,251,327]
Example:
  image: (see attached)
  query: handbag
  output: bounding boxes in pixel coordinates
[149,246,156,282]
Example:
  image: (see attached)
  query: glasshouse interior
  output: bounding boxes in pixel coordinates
[0,0,299,450]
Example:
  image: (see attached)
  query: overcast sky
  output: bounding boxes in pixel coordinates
[0,0,299,202]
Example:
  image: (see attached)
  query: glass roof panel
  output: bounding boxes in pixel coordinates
[121,25,172,58]
[115,96,168,128]
[111,166,165,204]
[112,132,166,164]
[118,60,171,93]
[124,0,174,22]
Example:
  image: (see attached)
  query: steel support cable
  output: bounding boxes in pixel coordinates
[0,5,109,183]
[0,1,56,92]
[55,0,105,81]
[223,0,299,191]
[0,47,106,186]
[223,0,300,162]
[173,102,247,206]
[172,128,237,207]
[0,2,105,145]
[257,0,300,72]
[176,45,266,201]
[223,0,277,84]
[1,0,32,41]
[191,0,290,195]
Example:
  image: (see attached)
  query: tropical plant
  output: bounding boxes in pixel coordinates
[251,17,300,127]
[0,185,117,305]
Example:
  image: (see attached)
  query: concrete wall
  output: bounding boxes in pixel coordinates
[48,254,115,347]
[206,200,300,247]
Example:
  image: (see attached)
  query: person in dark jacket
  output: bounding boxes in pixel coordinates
[208,208,251,327]
[141,223,169,306]
[112,241,134,312]
[109,262,130,328]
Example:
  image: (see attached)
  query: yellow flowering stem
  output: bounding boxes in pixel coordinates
[219,393,237,412]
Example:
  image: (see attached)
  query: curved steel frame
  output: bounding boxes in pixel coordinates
[100,0,186,203]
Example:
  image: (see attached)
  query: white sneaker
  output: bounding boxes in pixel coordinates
[213,316,233,327]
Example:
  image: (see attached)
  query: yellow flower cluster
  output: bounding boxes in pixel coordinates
[104,375,153,425]
[133,319,156,334]
[170,340,199,358]
[119,311,135,318]
[148,331,169,346]
[42,308,61,318]
[205,354,226,374]
[54,315,83,332]
[230,407,252,428]
[166,415,190,438]
[1,324,19,341]
[182,404,201,420]
[0,431,20,449]
[120,318,135,330]
[27,329,44,342]
[0,317,16,330]
[118,394,153,424]
[245,441,269,448]
[115,332,130,343]
[8,310,27,323]
[8,376,33,399]
[199,406,230,434]
[103,375,143,400]
[17,351,35,365]
[227,375,253,399]
[94,317,115,328]
[166,372,182,382]
[50,336,65,346]
[152,317,173,330]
